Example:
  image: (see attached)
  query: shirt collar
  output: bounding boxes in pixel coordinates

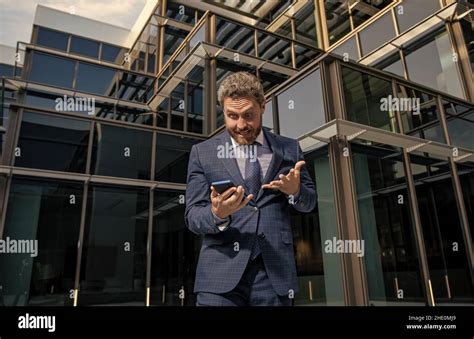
[230,128,265,148]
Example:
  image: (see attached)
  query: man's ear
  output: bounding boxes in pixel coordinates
[261,101,265,113]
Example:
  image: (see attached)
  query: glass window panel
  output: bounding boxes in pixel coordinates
[352,143,425,305]
[187,82,204,134]
[332,37,359,61]
[294,44,320,68]
[341,66,397,131]
[360,12,396,56]
[15,111,90,173]
[155,133,198,183]
[404,29,464,99]
[70,36,100,59]
[277,69,325,138]
[150,189,200,306]
[0,63,14,77]
[460,18,474,74]
[457,162,474,243]
[0,177,82,306]
[79,184,148,305]
[351,0,392,29]
[259,68,289,93]
[28,52,75,89]
[115,106,154,126]
[445,103,474,150]
[293,146,344,305]
[395,0,441,34]
[374,51,404,77]
[396,85,445,143]
[36,27,69,51]
[263,98,273,130]
[325,0,351,45]
[101,44,124,64]
[75,62,116,96]
[91,124,152,180]
[410,154,474,303]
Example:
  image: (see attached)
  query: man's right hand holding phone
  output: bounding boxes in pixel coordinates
[210,185,254,219]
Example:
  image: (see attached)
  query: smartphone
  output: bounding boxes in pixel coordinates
[211,180,255,206]
[211,180,235,194]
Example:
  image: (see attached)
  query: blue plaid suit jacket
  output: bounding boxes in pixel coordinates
[185,127,317,296]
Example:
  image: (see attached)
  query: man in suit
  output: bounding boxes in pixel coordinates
[185,71,316,306]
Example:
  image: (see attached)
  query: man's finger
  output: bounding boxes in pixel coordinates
[236,193,253,210]
[210,186,219,199]
[226,186,244,205]
[220,186,238,200]
[279,174,290,183]
[294,160,305,172]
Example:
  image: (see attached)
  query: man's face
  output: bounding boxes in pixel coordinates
[223,96,265,145]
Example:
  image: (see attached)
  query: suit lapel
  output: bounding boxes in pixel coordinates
[256,128,283,202]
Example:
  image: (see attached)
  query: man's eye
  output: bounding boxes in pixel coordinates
[244,113,253,119]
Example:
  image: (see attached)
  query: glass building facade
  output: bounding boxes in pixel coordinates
[0,0,472,306]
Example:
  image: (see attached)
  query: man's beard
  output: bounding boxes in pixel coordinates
[227,123,262,145]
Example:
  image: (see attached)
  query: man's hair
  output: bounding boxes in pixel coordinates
[217,71,264,107]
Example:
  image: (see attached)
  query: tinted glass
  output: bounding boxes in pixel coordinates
[278,69,325,138]
[15,111,90,173]
[75,62,116,96]
[36,27,69,51]
[359,12,396,56]
[0,177,82,306]
[395,0,440,33]
[342,66,396,131]
[79,184,148,305]
[91,124,152,180]
[70,36,100,59]
[155,133,198,183]
[150,189,200,306]
[101,44,123,63]
[405,29,464,99]
[352,143,425,305]
[28,52,75,89]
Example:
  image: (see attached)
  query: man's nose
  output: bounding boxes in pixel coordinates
[237,117,247,130]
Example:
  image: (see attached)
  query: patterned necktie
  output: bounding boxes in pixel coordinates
[245,142,262,260]
[244,143,261,197]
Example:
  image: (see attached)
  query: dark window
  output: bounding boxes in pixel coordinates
[70,36,100,59]
[0,63,14,77]
[215,18,255,56]
[277,69,325,138]
[410,154,474,303]
[352,143,425,304]
[75,62,116,96]
[79,184,148,305]
[341,67,396,131]
[101,44,123,63]
[155,133,198,183]
[36,27,69,51]
[0,177,82,306]
[397,85,445,143]
[150,189,200,306]
[91,124,152,180]
[444,102,474,150]
[15,111,90,173]
[458,162,474,244]
[28,52,75,89]
[373,51,404,77]
[166,2,196,24]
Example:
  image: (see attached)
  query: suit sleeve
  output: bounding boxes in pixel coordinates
[291,142,317,213]
[184,145,223,235]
